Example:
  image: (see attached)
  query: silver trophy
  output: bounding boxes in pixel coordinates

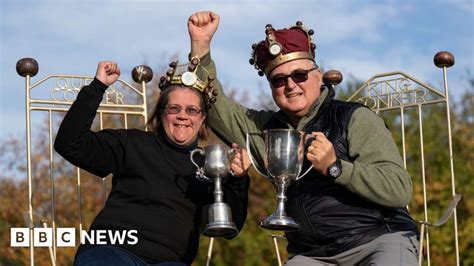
[247,129,313,231]
[190,144,238,237]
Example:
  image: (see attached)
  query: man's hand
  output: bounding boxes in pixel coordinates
[306,132,337,176]
[188,11,220,58]
[95,61,121,86]
[230,143,251,177]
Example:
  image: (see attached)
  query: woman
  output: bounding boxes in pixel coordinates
[54,61,250,265]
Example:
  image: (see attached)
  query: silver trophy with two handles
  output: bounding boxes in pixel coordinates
[247,129,313,231]
[190,144,238,237]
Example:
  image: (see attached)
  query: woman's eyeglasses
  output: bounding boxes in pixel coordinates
[164,105,202,116]
[269,67,317,88]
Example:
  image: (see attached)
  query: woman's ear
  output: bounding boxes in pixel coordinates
[200,114,207,124]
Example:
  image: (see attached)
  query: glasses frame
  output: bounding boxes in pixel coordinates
[268,67,318,88]
[164,104,203,116]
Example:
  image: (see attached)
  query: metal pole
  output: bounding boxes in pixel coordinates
[41,220,56,266]
[442,66,459,266]
[48,111,57,261]
[25,74,35,266]
[418,105,431,265]
[142,80,148,131]
[77,167,83,233]
[205,237,214,266]
[272,235,282,266]
[418,224,425,266]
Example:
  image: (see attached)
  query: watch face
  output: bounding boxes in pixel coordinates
[269,43,282,56]
[329,164,342,178]
[181,72,198,86]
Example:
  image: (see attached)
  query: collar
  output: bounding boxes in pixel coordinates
[296,85,331,130]
[157,126,199,153]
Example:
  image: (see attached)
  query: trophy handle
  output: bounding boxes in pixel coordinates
[246,132,268,178]
[296,165,313,180]
[228,147,237,176]
[228,147,237,156]
[296,134,315,181]
[190,148,210,181]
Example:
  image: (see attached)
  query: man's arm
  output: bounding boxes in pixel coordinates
[188,11,272,163]
[336,108,413,207]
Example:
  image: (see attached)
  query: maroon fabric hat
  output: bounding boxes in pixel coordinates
[250,22,316,76]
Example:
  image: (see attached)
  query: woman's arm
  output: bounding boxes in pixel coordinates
[54,62,126,177]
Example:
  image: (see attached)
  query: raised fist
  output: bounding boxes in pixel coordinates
[95,61,121,86]
[188,11,220,57]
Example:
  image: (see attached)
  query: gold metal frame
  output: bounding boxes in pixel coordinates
[347,59,459,266]
[18,59,152,265]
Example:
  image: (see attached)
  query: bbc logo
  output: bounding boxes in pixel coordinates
[11,228,138,246]
[10,228,75,247]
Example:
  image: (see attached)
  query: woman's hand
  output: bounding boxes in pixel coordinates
[188,11,220,58]
[230,143,251,177]
[95,61,121,86]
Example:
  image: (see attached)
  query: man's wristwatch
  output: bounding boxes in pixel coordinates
[328,158,342,179]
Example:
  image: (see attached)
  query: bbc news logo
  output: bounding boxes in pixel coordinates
[10,228,138,247]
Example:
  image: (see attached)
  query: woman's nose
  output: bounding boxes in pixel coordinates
[176,109,189,119]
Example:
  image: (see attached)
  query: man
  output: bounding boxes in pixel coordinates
[188,11,419,265]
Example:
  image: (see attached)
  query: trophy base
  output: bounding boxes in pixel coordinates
[204,222,238,237]
[259,215,300,231]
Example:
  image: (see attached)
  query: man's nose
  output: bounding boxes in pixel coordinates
[286,76,297,89]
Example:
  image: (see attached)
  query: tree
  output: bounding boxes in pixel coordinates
[1,60,472,265]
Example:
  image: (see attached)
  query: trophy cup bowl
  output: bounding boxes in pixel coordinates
[247,129,311,231]
[190,144,238,237]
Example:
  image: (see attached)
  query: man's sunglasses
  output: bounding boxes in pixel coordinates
[269,67,318,88]
[164,105,203,116]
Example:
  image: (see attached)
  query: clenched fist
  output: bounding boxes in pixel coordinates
[306,132,337,176]
[95,61,121,86]
[188,11,220,58]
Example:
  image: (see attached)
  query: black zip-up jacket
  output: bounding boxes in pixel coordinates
[264,87,418,256]
[54,79,250,264]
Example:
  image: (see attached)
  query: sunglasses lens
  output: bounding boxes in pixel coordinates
[270,77,286,88]
[270,68,314,88]
[291,71,309,83]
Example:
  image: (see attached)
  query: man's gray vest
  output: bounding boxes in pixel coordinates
[263,87,418,257]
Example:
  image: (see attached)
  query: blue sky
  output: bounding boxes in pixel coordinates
[1,0,473,141]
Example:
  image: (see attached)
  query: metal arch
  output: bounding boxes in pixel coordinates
[347,71,445,103]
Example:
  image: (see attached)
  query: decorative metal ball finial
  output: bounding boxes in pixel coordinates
[132,65,153,83]
[16,58,39,77]
[434,51,455,68]
[323,70,343,86]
